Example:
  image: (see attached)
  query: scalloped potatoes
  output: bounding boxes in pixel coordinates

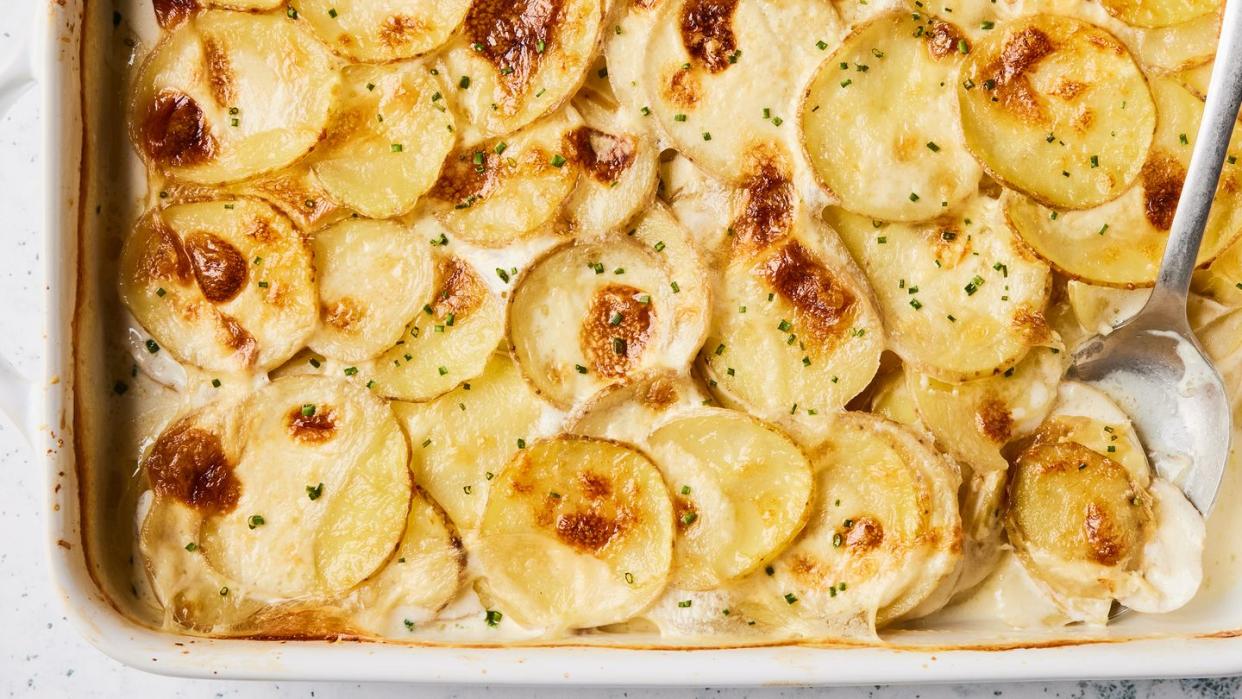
[126,0,1220,645]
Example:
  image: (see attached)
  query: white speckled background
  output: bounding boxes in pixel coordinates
[0,1,1239,696]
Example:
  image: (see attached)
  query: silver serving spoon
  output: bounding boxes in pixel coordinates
[1066,0,1242,516]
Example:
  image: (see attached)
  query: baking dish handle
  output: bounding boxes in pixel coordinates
[0,354,36,446]
[0,29,34,115]
[0,28,37,444]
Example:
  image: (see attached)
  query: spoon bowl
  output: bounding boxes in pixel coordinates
[1067,301,1230,514]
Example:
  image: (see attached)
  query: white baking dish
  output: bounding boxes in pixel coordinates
[19,0,1242,685]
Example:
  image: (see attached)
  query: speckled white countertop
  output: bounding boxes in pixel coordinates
[1,2,1239,696]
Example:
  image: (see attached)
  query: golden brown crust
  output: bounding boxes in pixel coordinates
[185,232,247,304]
[432,257,488,321]
[217,313,258,367]
[731,146,795,252]
[142,217,193,283]
[286,407,338,444]
[925,20,968,61]
[141,91,217,168]
[582,284,654,378]
[975,396,1014,444]
[758,242,857,346]
[1141,150,1185,231]
[981,27,1054,123]
[680,0,740,73]
[202,37,235,108]
[146,420,240,514]
[1084,501,1128,566]
[153,0,198,29]
[564,126,636,184]
[465,0,568,94]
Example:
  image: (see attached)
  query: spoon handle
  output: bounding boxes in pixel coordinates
[1150,0,1242,313]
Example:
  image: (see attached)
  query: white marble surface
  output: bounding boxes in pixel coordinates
[1,2,1241,697]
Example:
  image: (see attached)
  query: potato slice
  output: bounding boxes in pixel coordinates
[427,112,581,247]
[476,436,674,631]
[1066,279,1151,335]
[907,347,1063,475]
[310,63,456,219]
[119,198,317,374]
[958,14,1156,209]
[346,488,466,636]
[801,12,982,222]
[436,0,603,136]
[1006,382,1205,622]
[1005,78,1242,288]
[563,91,661,235]
[308,219,436,363]
[641,0,842,182]
[830,197,1054,382]
[647,410,814,590]
[369,253,505,402]
[1113,8,1220,72]
[197,375,411,599]
[1198,232,1242,306]
[295,0,471,62]
[141,376,412,622]
[142,493,268,634]
[759,413,961,630]
[869,367,923,428]
[161,167,348,233]
[140,398,262,633]
[700,224,884,440]
[1098,0,1217,28]
[1177,58,1215,99]
[567,370,701,445]
[603,0,668,130]
[508,206,709,408]
[130,10,339,184]
[392,353,549,532]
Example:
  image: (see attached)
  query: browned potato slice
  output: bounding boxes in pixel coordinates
[200,376,411,599]
[296,0,471,62]
[426,112,582,247]
[958,14,1156,209]
[1008,382,1204,621]
[436,0,604,136]
[759,413,961,630]
[830,196,1055,382]
[308,219,436,363]
[119,198,317,374]
[641,0,843,182]
[802,12,982,222]
[700,225,884,441]
[508,206,708,408]
[475,436,674,631]
[564,90,661,235]
[369,252,505,402]
[310,63,455,219]
[130,10,339,184]
[140,376,411,631]
[908,348,1063,475]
